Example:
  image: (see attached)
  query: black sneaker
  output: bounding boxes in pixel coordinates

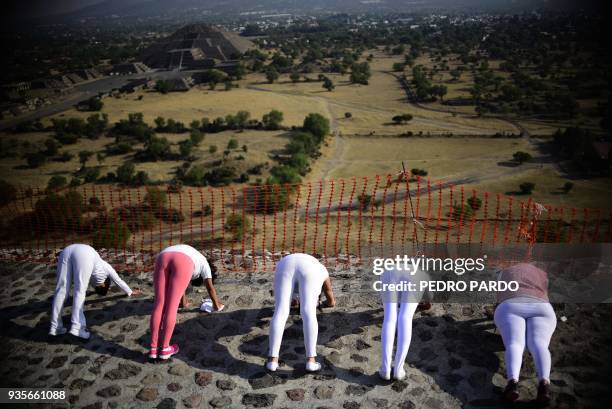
[503,379,519,401]
[536,380,552,405]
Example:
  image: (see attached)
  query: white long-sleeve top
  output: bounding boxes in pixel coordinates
[159,244,212,280]
[91,258,133,296]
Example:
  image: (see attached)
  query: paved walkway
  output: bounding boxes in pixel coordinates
[0,253,608,408]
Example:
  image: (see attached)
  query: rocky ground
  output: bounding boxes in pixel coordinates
[1,251,610,409]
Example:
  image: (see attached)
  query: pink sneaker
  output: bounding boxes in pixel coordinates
[148,347,159,359]
[159,344,179,360]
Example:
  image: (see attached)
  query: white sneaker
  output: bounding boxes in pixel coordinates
[266,361,279,372]
[69,327,91,340]
[379,367,391,380]
[305,361,322,372]
[49,327,67,336]
[393,368,406,380]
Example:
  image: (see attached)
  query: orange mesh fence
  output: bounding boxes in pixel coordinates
[0,175,609,272]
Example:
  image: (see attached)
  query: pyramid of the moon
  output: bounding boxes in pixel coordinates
[142,24,254,70]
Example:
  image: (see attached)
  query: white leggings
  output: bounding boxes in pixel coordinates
[268,254,327,358]
[494,298,557,381]
[381,301,419,375]
[50,244,96,332]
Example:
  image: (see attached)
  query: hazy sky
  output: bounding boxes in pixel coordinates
[6,0,104,18]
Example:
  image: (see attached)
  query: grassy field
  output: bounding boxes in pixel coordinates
[0,129,289,188]
[47,86,329,129]
[1,49,609,214]
[244,52,517,136]
[312,136,531,180]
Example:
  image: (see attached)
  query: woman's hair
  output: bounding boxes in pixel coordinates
[94,277,111,296]
[191,263,218,286]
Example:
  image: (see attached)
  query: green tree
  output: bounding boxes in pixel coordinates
[78,150,94,168]
[189,129,204,145]
[262,110,284,130]
[44,138,60,156]
[87,97,103,111]
[290,72,301,83]
[392,114,413,124]
[302,113,330,142]
[179,140,193,158]
[116,162,135,184]
[227,139,239,150]
[322,77,335,92]
[155,80,171,94]
[47,175,67,191]
[144,186,167,210]
[224,214,252,241]
[235,111,251,128]
[265,67,279,83]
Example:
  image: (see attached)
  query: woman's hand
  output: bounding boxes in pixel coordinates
[130,288,142,296]
[179,296,192,309]
[214,302,225,312]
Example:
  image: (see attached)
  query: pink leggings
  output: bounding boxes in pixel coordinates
[150,252,193,348]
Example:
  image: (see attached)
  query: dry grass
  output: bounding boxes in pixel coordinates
[0,129,289,189]
[314,136,532,180]
[47,86,328,129]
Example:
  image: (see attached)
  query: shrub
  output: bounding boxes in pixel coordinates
[411,168,428,177]
[183,165,207,186]
[190,129,204,145]
[345,112,352,119]
[269,165,301,185]
[116,163,136,184]
[83,167,101,183]
[54,132,79,145]
[44,138,60,156]
[142,136,170,161]
[56,152,74,162]
[47,175,67,191]
[155,80,171,94]
[392,114,413,124]
[519,182,535,194]
[179,140,194,158]
[26,152,47,168]
[562,182,574,193]
[513,151,532,164]
[467,197,482,211]
[262,110,284,130]
[0,179,17,206]
[452,204,474,221]
[358,193,372,210]
[209,145,218,154]
[157,208,184,223]
[106,142,133,156]
[114,206,156,232]
[93,220,130,248]
[227,139,239,150]
[224,214,252,241]
[86,97,103,111]
[34,191,84,231]
[144,187,167,210]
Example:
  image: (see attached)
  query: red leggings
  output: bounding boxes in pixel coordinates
[150,252,193,348]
